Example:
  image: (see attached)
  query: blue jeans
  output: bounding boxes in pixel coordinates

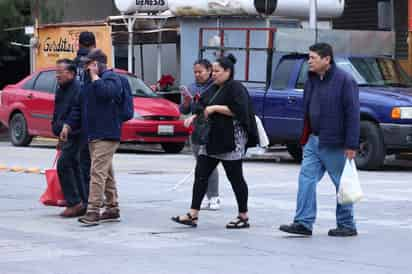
[294,135,356,230]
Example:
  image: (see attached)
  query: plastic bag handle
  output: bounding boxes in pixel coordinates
[52,150,61,168]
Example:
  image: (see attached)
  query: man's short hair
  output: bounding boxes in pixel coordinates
[56,59,77,74]
[79,31,96,47]
[84,48,107,65]
[309,42,334,64]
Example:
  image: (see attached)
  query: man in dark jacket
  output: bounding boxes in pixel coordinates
[52,59,87,217]
[62,49,123,226]
[73,31,96,203]
[279,43,360,237]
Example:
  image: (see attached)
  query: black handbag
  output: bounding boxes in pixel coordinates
[191,87,223,145]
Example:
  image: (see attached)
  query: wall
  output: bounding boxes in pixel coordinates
[42,0,118,24]
[333,0,379,30]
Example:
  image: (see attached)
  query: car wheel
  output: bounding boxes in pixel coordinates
[355,121,385,170]
[161,143,185,153]
[9,113,33,147]
[286,144,303,162]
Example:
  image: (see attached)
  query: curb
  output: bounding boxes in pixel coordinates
[0,164,43,174]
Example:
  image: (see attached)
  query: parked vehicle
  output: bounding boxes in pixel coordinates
[249,53,412,170]
[0,68,189,153]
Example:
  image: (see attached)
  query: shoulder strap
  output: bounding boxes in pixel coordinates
[207,86,223,106]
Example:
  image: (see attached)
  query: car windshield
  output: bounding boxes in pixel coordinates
[124,75,158,98]
[336,57,412,88]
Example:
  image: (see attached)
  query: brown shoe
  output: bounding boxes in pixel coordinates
[78,211,100,226]
[59,203,85,218]
[100,208,121,223]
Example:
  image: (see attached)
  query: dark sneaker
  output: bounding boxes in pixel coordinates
[100,209,121,223]
[60,203,86,218]
[78,212,100,226]
[279,223,312,236]
[328,227,358,237]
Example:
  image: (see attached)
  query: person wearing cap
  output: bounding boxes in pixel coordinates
[73,31,96,209]
[62,48,123,226]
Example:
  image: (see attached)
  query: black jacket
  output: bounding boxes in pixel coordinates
[51,79,81,137]
[195,80,258,155]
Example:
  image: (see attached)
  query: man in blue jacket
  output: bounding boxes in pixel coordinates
[62,49,123,226]
[279,43,360,237]
[52,59,87,217]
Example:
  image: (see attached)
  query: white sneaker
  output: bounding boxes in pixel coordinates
[208,197,221,211]
[201,198,211,210]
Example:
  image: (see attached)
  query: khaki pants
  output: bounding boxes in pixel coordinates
[87,140,120,213]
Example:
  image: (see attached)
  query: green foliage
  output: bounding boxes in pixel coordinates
[0,0,32,58]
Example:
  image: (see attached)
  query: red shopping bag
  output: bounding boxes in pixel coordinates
[40,151,67,206]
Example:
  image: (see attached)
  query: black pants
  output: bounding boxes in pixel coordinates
[191,155,248,213]
[79,143,91,203]
[57,136,87,206]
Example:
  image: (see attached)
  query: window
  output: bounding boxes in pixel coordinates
[295,61,309,90]
[349,57,412,87]
[23,73,38,90]
[33,71,56,93]
[271,58,296,90]
[125,75,158,98]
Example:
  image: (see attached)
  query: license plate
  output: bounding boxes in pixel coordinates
[158,125,174,135]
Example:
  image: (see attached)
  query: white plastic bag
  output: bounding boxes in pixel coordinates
[337,159,363,205]
[255,115,269,148]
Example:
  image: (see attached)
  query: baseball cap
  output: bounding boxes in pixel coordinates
[84,49,108,64]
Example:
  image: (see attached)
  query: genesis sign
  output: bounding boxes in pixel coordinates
[135,0,166,6]
[114,0,169,13]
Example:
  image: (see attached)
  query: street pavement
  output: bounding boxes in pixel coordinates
[0,141,411,274]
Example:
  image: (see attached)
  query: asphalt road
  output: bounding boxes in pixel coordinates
[0,141,411,274]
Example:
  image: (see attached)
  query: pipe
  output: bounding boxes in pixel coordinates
[309,0,318,29]
[409,0,412,74]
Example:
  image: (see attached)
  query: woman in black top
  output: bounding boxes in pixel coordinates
[172,54,258,229]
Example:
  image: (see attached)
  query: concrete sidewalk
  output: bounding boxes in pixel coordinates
[0,144,411,274]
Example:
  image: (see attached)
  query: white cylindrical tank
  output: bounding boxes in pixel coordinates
[169,0,344,18]
[273,0,345,18]
[114,0,345,18]
[114,0,169,14]
[169,0,257,16]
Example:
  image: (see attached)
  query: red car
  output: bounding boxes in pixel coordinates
[0,68,189,153]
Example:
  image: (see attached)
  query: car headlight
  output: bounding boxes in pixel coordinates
[133,112,144,120]
[391,107,412,119]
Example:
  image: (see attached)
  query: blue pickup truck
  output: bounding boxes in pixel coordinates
[249,53,412,170]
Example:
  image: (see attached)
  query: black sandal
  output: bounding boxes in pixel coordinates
[226,216,250,229]
[171,213,198,227]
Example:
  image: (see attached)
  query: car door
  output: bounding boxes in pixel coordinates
[26,70,56,136]
[263,57,305,142]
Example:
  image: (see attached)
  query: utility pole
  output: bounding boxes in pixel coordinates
[309,0,318,43]
[30,0,40,73]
